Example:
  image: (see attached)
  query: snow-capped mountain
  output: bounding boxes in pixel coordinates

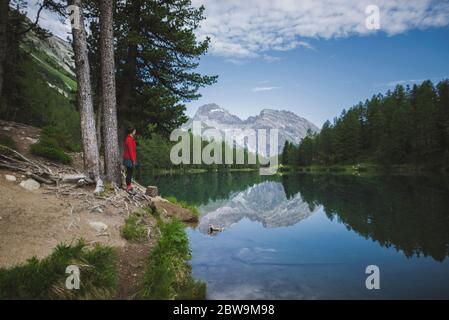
[182,103,319,156]
[197,181,318,233]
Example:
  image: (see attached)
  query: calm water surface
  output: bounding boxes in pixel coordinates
[142,172,449,299]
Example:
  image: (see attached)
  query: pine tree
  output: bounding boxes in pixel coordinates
[86,0,217,139]
[436,80,449,157]
[70,0,101,185]
[99,0,121,184]
[0,0,9,101]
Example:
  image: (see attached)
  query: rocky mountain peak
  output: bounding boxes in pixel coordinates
[183,103,319,156]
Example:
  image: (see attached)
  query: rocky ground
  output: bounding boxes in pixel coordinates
[0,120,198,298]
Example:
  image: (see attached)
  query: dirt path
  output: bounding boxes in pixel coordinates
[0,120,198,298]
[0,172,128,267]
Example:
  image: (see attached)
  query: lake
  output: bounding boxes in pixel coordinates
[141,172,449,299]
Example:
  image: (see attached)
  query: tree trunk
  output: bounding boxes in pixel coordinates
[100,0,121,185]
[96,96,105,175]
[96,95,103,153]
[0,0,9,100]
[70,0,101,184]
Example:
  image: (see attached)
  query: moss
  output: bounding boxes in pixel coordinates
[139,219,206,300]
[0,240,117,299]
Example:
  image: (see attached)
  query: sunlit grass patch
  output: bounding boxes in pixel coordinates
[0,240,117,299]
[121,212,148,242]
[139,219,206,300]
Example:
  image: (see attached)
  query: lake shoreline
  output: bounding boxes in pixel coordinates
[278,163,449,176]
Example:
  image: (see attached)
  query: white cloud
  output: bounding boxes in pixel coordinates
[261,54,283,63]
[23,0,449,62]
[252,86,282,92]
[377,76,448,87]
[192,0,449,61]
[26,1,71,40]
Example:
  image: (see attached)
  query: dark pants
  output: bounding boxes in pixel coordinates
[126,165,133,186]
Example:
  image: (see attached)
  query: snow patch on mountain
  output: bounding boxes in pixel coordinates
[182,103,319,156]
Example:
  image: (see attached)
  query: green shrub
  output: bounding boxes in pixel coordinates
[121,212,147,241]
[30,141,72,164]
[0,240,117,299]
[140,219,206,300]
[30,126,74,164]
[0,135,16,149]
[41,125,81,152]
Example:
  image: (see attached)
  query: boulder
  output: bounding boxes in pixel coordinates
[153,200,198,223]
[145,186,159,197]
[19,178,40,191]
[5,174,17,182]
[89,221,108,232]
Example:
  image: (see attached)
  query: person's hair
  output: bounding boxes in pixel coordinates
[127,127,136,135]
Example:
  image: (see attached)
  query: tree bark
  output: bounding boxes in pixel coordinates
[100,0,121,185]
[0,0,9,101]
[70,0,101,183]
[96,95,103,154]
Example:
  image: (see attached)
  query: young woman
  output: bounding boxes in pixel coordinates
[123,127,137,193]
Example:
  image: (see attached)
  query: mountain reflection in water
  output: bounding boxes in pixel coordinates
[198,181,318,233]
[142,172,449,299]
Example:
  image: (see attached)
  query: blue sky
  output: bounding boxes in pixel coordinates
[27,0,449,128]
[189,27,449,127]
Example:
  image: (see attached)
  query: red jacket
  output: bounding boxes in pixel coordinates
[123,134,137,163]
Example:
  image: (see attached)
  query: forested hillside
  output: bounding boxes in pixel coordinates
[282,80,449,170]
[0,10,81,148]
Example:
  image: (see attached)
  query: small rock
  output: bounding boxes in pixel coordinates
[19,178,40,191]
[145,186,158,197]
[25,137,38,144]
[2,126,12,131]
[89,221,108,232]
[5,174,17,182]
[77,178,88,187]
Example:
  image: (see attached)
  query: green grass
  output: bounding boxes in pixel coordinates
[0,240,117,299]
[165,196,200,217]
[21,43,77,92]
[139,219,206,300]
[0,135,17,150]
[121,212,148,242]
